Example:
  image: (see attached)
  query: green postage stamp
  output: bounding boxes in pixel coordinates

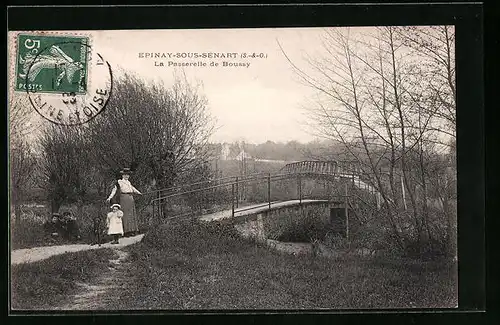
[10,32,112,126]
[15,34,90,94]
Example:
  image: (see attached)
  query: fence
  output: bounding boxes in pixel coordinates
[146,170,362,224]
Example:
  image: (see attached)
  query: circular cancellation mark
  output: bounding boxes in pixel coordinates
[22,39,113,126]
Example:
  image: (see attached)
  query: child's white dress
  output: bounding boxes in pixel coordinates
[107,210,124,235]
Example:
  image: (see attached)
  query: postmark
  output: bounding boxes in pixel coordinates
[15,33,113,126]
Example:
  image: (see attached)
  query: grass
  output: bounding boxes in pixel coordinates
[11,248,118,310]
[102,220,458,310]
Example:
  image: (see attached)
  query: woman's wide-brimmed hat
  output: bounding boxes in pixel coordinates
[110,204,121,209]
[120,167,132,175]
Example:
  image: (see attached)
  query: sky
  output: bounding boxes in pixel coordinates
[89,28,331,144]
[10,27,446,145]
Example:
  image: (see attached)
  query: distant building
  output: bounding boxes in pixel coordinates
[235,150,252,161]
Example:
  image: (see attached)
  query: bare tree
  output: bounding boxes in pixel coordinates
[280,26,456,256]
[10,139,36,224]
[9,97,36,142]
[9,96,37,224]
[395,26,456,139]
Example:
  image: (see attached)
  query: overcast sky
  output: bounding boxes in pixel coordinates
[90,28,334,144]
[9,27,384,144]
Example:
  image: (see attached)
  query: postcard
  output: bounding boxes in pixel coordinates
[9,26,459,311]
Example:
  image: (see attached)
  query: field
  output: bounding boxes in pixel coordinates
[10,216,458,310]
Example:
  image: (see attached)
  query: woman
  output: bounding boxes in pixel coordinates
[106,168,142,236]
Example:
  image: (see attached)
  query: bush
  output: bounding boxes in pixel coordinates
[142,219,248,257]
[277,214,331,243]
[11,216,49,250]
[11,203,104,249]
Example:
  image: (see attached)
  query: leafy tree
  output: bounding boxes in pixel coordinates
[84,72,216,216]
[38,125,90,213]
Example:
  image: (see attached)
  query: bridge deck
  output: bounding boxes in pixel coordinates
[199,199,329,222]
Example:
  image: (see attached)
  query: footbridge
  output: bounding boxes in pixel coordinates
[140,160,380,227]
[282,160,378,194]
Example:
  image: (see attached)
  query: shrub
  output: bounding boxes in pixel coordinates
[11,203,106,249]
[11,216,48,250]
[142,219,248,257]
[277,214,331,243]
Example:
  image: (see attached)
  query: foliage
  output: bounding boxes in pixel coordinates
[208,139,346,162]
[11,207,51,250]
[277,215,331,243]
[38,125,91,213]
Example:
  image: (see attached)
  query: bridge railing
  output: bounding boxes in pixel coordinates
[150,172,292,221]
[146,169,369,223]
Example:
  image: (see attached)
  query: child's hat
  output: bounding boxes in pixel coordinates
[111,204,121,209]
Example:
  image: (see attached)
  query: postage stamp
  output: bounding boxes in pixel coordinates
[15,34,89,94]
[10,32,113,126]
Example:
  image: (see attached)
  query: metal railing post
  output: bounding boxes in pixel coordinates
[298,175,302,204]
[152,197,156,221]
[267,173,271,209]
[160,198,165,220]
[235,177,239,208]
[231,183,235,217]
[157,190,161,220]
[345,182,349,240]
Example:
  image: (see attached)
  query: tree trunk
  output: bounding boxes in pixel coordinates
[158,176,174,220]
[14,202,21,225]
[442,193,456,258]
[12,187,22,225]
[77,200,84,218]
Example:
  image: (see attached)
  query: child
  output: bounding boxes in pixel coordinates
[61,211,81,241]
[43,213,63,242]
[107,204,124,244]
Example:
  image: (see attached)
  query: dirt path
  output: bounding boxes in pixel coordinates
[11,234,144,265]
[54,247,132,310]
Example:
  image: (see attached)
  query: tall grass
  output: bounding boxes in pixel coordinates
[101,220,458,310]
[11,248,118,310]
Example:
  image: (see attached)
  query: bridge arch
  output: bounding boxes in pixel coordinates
[280,160,378,194]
